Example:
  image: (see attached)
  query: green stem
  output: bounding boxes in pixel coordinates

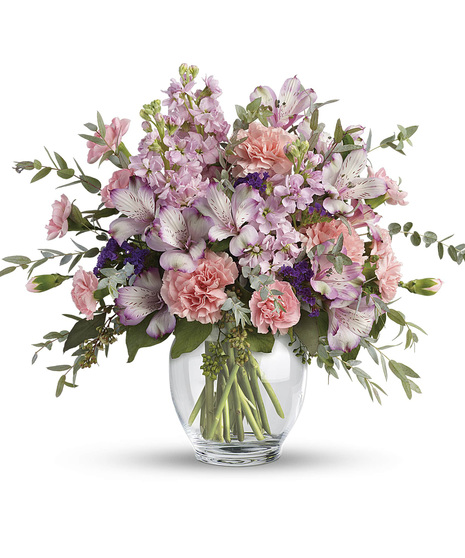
[232,376,244,441]
[205,376,215,438]
[248,362,271,435]
[250,355,285,419]
[238,366,262,429]
[205,364,239,440]
[213,375,224,442]
[237,385,265,441]
[221,374,231,443]
[188,387,205,426]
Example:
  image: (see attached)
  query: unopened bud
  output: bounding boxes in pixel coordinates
[401,278,443,296]
[179,63,189,76]
[189,65,199,79]
[26,274,70,293]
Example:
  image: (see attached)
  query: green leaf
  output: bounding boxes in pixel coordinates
[388,223,401,235]
[47,365,72,372]
[403,222,413,237]
[423,231,437,247]
[246,97,261,113]
[402,381,412,400]
[334,118,344,143]
[0,266,16,277]
[405,125,419,138]
[56,375,66,397]
[393,362,420,378]
[84,247,100,258]
[247,328,275,353]
[57,168,75,180]
[126,314,169,363]
[96,111,106,138]
[68,254,82,272]
[170,318,212,359]
[84,123,97,132]
[448,245,458,262]
[210,238,231,252]
[54,152,68,170]
[410,231,421,246]
[63,313,106,352]
[78,134,106,146]
[80,175,101,193]
[437,242,444,259]
[235,105,247,121]
[387,309,406,326]
[31,167,52,183]
[294,313,319,356]
[3,255,31,265]
[310,109,319,131]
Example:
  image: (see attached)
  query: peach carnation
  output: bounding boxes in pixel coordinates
[160,251,238,324]
[302,221,366,265]
[375,253,402,302]
[71,267,98,320]
[250,280,300,335]
[229,121,295,178]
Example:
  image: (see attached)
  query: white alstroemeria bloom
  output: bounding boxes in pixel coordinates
[195,183,259,242]
[322,149,387,215]
[327,297,376,352]
[109,178,156,244]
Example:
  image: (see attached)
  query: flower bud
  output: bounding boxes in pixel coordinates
[401,278,443,296]
[189,65,199,79]
[179,63,189,76]
[26,274,70,293]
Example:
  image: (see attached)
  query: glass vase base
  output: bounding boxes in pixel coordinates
[192,436,282,467]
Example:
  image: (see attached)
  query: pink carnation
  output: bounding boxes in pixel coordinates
[160,251,238,324]
[45,194,72,240]
[370,228,393,259]
[250,280,300,335]
[229,121,295,178]
[302,221,366,265]
[368,167,408,206]
[87,117,130,164]
[71,267,98,320]
[101,168,134,208]
[375,253,402,302]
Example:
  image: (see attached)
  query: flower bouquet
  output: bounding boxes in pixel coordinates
[4,64,463,466]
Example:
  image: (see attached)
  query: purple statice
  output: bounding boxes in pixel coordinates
[308,202,331,218]
[279,260,319,316]
[94,239,150,276]
[123,244,151,275]
[234,172,269,194]
[94,238,120,275]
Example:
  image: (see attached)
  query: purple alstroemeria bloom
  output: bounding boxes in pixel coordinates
[322,149,387,215]
[116,268,175,339]
[327,296,376,352]
[145,207,212,272]
[311,248,365,306]
[250,76,317,129]
[195,183,259,241]
[109,178,156,245]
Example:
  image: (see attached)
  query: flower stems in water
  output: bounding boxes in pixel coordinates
[191,338,285,443]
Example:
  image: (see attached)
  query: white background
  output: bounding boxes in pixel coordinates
[1,1,464,556]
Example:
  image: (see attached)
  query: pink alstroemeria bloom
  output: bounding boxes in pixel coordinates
[116,268,175,339]
[195,183,259,242]
[250,76,317,129]
[311,250,365,306]
[230,225,274,270]
[87,117,130,164]
[367,167,408,206]
[322,149,387,214]
[145,207,212,273]
[45,194,72,240]
[327,297,376,352]
[109,178,156,245]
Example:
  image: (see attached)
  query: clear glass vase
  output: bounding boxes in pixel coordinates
[170,328,307,466]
